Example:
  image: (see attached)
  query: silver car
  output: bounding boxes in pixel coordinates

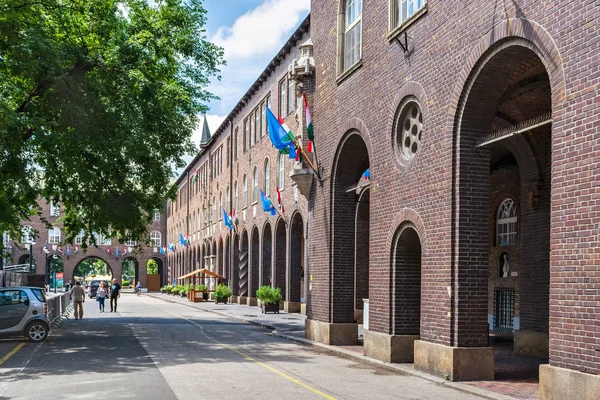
[0,287,50,342]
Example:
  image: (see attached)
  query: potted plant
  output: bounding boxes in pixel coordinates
[160,285,172,294]
[256,286,281,314]
[192,284,208,302]
[180,286,188,298]
[169,285,180,295]
[213,284,232,304]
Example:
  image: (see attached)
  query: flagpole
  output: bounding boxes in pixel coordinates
[293,136,322,181]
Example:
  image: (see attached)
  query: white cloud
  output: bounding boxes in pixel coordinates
[211,0,310,61]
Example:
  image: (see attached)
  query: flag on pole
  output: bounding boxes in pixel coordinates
[223,208,233,230]
[266,107,294,151]
[123,247,128,256]
[179,233,189,248]
[277,115,297,159]
[159,246,165,255]
[191,168,199,183]
[107,248,112,256]
[260,190,277,216]
[232,210,239,231]
[115,247,119,259]
[276,187,285,214]
[303,93,314,152]
[66,245,71,256]
[74,245,79,254]
[43,244,49,254]
[361,168,371,180]
[57,246,63,254]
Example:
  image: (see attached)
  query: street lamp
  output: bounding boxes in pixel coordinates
[27,239,36,273]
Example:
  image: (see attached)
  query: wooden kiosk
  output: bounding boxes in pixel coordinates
[177,268,224,302]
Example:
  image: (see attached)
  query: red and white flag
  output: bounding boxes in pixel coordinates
[276,187,285,214]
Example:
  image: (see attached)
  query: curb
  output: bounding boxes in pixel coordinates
[147,294,516,400]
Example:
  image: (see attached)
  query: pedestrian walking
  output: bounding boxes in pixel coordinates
[135,281,142,296]
[70,281,86,320]
[109,278,121,312]
[97,281,108,312]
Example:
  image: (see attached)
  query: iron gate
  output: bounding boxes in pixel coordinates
[494,288,514,332]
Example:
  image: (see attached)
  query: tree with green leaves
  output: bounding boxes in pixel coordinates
[147,258,158,274]
[0,0,224,248]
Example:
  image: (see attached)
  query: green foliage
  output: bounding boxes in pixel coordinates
[122,279,130,286]
[147,259,159,274]
[256,286,282,305]
[194,284,208,291]
[0,0,225,243]
[213,283,232,299]
[160,284,172,292]
[75,257,109,277]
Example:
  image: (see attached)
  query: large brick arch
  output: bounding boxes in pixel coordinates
[329,117,373,180]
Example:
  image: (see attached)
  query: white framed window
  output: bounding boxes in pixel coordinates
[50,201,60,217]
[261,102,267,137]
[212,197,217,225]
[3,231,11,247]
[264,159,271,197]
[253,167,259,203]
[249,114,255,147]
[243,175,248,208]
[49,227,61,244]
[101,234,112,246]
[279,79,286,116]
[226,185,231,212]
[278,154,285,190]
[21,225,34,244]
[392,0,426,29]
[150,230,161,247]
[287,78,295,115]
[344,0,362,71]
[153,209,160,221]
[234,181,238,211]
[219,193,223,220]
[497,198,517,246]
[75,230,84,245]
[254,108,260,144]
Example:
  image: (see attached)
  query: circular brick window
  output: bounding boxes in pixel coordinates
[395,99,423,163]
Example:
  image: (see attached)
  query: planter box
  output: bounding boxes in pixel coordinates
[215,296,228,304]
[262,302,280,314]
[193,291,208,302]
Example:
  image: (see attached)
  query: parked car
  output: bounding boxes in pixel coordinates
[0,287,50,342]
[88,280,110,298]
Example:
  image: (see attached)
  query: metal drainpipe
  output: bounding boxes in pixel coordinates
[228,119,234,287]
[186,169,190,276]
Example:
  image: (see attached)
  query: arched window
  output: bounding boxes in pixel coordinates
[212,197,217,225]
[50,201,60,217]
[124,231,136,247]
[278,154,285,190]
[341,0,362,72]
[497,198,517,246]
[219,192,223,219]
[21,225,34,244]
[234,181,238,211]
[253,166,259,203]
[264,159,271,197]
[150,231,161,247]
[243,175,248,207]
[49,227,61,244]
[226,185,231,212]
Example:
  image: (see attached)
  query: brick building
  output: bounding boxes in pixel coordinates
[3,199,166,289]
[166,17,312,313]
[170,1,598,397]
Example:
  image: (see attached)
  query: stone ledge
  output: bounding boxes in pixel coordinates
[364,331,419,363]
[305,319,358,345]
[540,364,600,400]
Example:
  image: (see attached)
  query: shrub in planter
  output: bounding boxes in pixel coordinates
[160,285,173,294]
[213,284,232,304]
[256,286,281,314]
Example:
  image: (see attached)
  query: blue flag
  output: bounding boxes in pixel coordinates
[260,189,277,216]
[223,208,233,230]
[179,233,187,247]
[266,107,293,150]
[361,168,371,180]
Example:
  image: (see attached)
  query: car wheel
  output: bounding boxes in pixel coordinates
[25,321,48,342]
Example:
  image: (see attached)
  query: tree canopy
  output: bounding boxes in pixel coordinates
[0,0,224,246]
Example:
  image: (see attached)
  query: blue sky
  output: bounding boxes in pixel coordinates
[182,0,311,168]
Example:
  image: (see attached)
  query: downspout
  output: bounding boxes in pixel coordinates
[228,119,234,287]
[186,169,190,276]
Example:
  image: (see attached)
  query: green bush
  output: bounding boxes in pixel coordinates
[194,284,208,291]
[122,279,130,287]
[161,285,173,292]
[213,284,232,299]
[256,286,282,305]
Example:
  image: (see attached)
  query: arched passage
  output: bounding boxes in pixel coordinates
[239,231,249,297]
[331,131,370,328]
[121,257,138,288]
[391,224,421,362]
[262,223,272,287]
[451,40,551,381]
[289,213,304,310]
[250,227,260,298]
[73,256,112,288]
[232,234,240,295]
[217,238,223,277]
[224,235,230,282]
[146,257,164,291]
[275,219,287,297]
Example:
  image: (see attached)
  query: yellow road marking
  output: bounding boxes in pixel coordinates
[0,342,25,367]
[160,307,337,400]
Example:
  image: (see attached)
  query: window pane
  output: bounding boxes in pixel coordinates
[265,161,270,197]
[288,79,295,115]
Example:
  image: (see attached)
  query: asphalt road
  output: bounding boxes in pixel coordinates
[0,295,486,400]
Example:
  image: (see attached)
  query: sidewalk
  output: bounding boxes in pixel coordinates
[147,292,517,400]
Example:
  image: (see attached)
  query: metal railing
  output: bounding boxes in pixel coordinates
[47,292,74,331]
[493,288,515,332]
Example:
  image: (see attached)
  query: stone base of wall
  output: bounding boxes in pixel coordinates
[540,364,600,400]
[238,296,247,305]
[231,295,239,303]
[247,297,258,306]
[514,330,549,357]
[301,303,306,315]
[354,309,364,324]
[284,301,301,313]
[364,331,419,363]
[305,319,358,345]
[414,340,494,381]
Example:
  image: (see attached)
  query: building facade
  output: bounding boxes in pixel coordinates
[4,199,166,288]
[170,1,598,397]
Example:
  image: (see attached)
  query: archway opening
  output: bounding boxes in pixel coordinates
[331,132,369,331]
[275,219,287,297]
[456,42,551,392]
[290,213,304,311]
[231,234,240,296]
[121,257,138,288]
[146,258,164,291]
[239,232,249,297]
[250,227,259,298]
[73,257,112,289]
[262,224,272,287]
